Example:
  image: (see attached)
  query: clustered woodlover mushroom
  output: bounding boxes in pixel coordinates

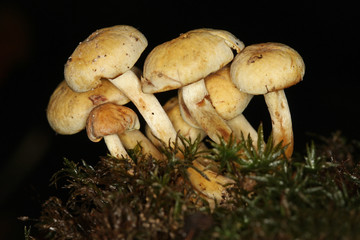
[47,25,305,207]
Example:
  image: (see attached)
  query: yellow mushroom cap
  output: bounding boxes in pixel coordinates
[205,65,253,120]
[47,80,130,135]
[64,25,148,92]
[142,28,244,93]
[230,42,305,95]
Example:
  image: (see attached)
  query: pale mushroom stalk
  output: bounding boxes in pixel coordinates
[181,79,233,144]
[227,114,258,143]
[118,129,164,161]
[264,90,293,156]
[110,70,178,145]
[144,97,211,167]
[103,134,131,159]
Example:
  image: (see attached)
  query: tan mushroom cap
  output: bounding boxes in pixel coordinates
[65,25,148,92]
[47,80,130,135]
[142,28,244,93]
[230,42,305,95]
[165,97,207,141]
[205,65,253,120]
[86,103,140,142]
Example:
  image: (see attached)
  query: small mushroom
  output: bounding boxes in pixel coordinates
[47,80,129,135]
[64,25,178,146]
[86,103,140,159]
[230,42,305,158]
[142,28,244,143]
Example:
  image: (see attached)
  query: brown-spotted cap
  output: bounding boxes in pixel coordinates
[230,42,305,95]
[65,25,147,92]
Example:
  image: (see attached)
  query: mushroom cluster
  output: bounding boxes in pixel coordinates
[47,25,305,207]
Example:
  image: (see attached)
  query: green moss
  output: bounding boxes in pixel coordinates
[24,130,360,239]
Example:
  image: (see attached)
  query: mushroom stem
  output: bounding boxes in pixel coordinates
[118,129,164,161]
[103,134,131,159]
[181,79,233,144]
[264,90,293,158]
[110,70,178,146]
[227,114,258,145]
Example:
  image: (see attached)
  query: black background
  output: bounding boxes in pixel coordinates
[0,1,358,238]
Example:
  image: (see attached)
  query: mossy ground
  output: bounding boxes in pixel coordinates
[23,129,360,240]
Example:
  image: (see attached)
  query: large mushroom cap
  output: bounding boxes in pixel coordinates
[142,28,244,93]
[65,25,148,92]
[230,42,305,95]
[47,80,130,135]
[205,65,253,120]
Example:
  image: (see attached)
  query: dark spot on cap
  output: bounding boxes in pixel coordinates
[247,54,263,64]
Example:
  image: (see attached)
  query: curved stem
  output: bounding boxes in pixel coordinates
[103,134,131,159]
[227,114,258,146]
[118,129,164,161]
[181,79,233,144]
[264,90,294,158]
[110,70,178,146]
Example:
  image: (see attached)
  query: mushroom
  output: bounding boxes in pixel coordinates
[47,80,130,135]
[204,65,258,143]
[142,28,244,144]
[64,25,178,146]
[230,42,305,158]
[86,103,140,159]
[144,96,234,209]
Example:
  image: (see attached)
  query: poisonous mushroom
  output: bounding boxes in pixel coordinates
[142,28,244,143]
[47,80,129,135]
[230,42,305,158]
[64,25,178,146]
[86,103,140,159]
[204,65,258,143]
